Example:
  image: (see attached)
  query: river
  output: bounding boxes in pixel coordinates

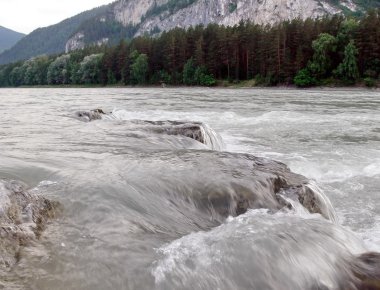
[0,88,379,289]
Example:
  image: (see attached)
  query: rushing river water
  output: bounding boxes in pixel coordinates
[0,88,379,290]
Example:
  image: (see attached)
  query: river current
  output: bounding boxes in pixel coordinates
[0,88,379,289]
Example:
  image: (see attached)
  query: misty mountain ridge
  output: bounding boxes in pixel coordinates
[0,26,25,54]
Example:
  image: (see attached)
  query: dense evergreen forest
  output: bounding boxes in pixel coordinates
[1,9,380,88]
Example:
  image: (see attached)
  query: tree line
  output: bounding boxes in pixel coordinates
[1,9,380,87]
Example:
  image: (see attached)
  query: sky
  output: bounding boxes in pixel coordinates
[0,0,114,34]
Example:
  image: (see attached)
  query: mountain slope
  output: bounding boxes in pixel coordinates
[66,0,380,51]
[0,5,109,65]
[1,0,380,65]
[0,26,25,53]
[132,0,380,35]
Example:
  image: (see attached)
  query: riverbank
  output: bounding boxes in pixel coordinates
[0,75,380,89]
[1,80,379,90]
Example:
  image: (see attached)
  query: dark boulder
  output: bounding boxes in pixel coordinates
[74,108,106,122]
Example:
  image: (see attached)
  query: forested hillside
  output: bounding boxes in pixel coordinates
[3,0,380,65]
[0,5,109,65]
[1,10,379,88]
[0,26,25,53]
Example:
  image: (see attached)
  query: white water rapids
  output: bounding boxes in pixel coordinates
[0,88,379,289]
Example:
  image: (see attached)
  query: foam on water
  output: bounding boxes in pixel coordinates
[360,217,380,252]
[152,209,366,290]
[288,158,380,183]
[280,180,338,223]
[104,108,238,124]
[197,122,225,151]
[103,109,225,151]
[363,159,380,178]
[0,88,379,290]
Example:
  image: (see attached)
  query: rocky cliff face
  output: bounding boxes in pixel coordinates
[119,0,360,34]
[66,0,360,51]
[114,0,170,26]
[135,0,333,36]
[65,32,85,53]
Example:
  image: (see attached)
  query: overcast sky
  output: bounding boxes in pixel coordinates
[0,0,114,34]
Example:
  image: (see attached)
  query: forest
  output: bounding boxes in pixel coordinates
[1,9,380,88]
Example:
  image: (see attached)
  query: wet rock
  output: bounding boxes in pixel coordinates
[350,252,380,290]
[74,108,106,122]
[135,120,209,144]
[0,179,60,270]
[120,150,336,221]
[73,112,333,220]
[74,110,224,150]
[128,120,224,150]
[193,152,337,220]
[152,211,369,290]
[276,181,337,222]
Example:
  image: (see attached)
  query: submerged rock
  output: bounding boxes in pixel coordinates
[74,108,106,122]
[127,120,224,151]
[110,150,336,222]
[73,111,334,220]
[0,179,59,270]
[73,111,336,219]
[350,252,380,290]
[188,151,336,221]
[152,210,380,290]
[74,109,224,150]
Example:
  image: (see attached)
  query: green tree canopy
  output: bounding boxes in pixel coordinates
[183,58,196,85]
[77,53,103,84]
[309,33,337,77]
[47,54,71,85]
[294,68,317,87]
[335,40,359,81]
[130,52,148,84]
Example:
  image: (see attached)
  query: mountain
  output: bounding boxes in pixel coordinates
[66,0,380,51]
[0,26,25,53]
[1,0,380,65]
[0,5,109,65]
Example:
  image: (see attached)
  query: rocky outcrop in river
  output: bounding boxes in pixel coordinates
[68,110,380,289]
[74,109,224,150]
[0,179,59,271]
[74,110,336,221]
[121,149,338,221]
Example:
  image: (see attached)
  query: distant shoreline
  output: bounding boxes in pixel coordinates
[1,83,378,90]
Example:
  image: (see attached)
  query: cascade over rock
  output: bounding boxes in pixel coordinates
[74,109,224,150]
[74,110,336,221]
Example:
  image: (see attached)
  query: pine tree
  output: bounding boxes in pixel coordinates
[183,58,196,85]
